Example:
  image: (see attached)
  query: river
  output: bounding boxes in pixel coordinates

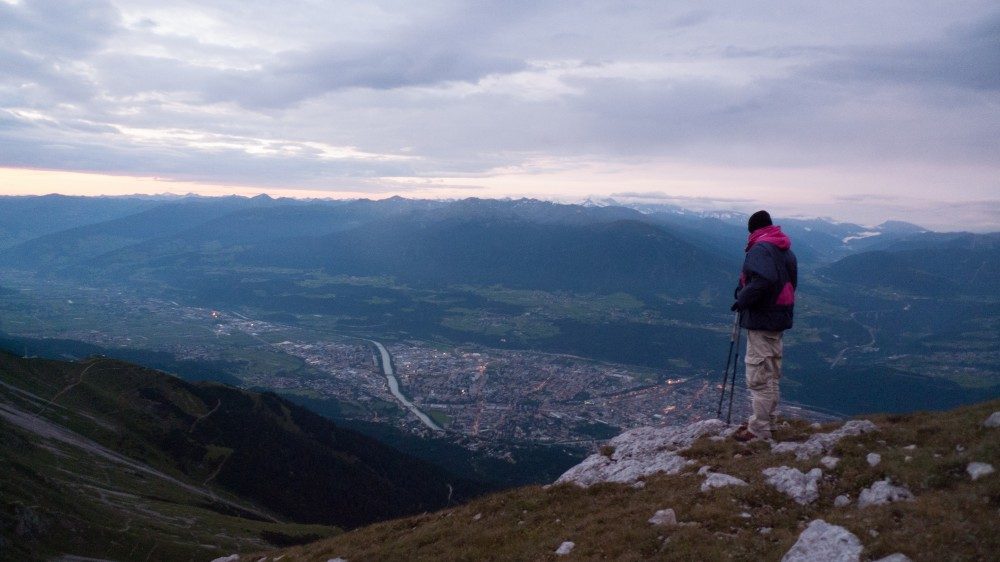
[368,339,443,432]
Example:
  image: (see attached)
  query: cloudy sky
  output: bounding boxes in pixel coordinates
[1,0,997,230]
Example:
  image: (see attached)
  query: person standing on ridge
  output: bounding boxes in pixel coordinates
[731,210,797,442]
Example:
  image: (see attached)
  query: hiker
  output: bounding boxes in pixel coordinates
[731,210,797,442]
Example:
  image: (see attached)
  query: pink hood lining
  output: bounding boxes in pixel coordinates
[746,225,791,252]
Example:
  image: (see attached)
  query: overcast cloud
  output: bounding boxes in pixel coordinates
[0,0,997,230]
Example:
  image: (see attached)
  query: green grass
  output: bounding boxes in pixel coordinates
[427,409,451,428]
[441,308,560,340]
[456,286,647,324]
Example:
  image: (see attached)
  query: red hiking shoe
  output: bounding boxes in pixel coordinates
[733,426,760,442]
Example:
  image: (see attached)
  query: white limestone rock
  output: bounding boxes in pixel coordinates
[556,419,728,487]
[631,480,646,489]
[984,412,1000,428]
[873,554,912,562]
[857,479,915,508]
[781,519,863,562]
[648,508,677,526]
[867,453,881,467]
[967,462,995,481]
[820,456,840,470]
[700,472,749,492]
[555,541,575,555]
[763,466,823,505]
[834,494,851,507]
[772,420,878,460]
[211,557,240,562]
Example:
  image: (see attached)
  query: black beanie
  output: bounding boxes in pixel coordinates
[748,210,772,233]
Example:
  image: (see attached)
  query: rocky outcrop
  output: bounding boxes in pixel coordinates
[781,519,863,562]
[820,456,840,469]
[556,419,728,487]
[966,462,994,481]
[763,466,822,505]
[857,479,914,508]
[772,420,878,460]
[555,541,575,555]
[647,508,677,526]
[700,472,748,492]
[873,554,912,562]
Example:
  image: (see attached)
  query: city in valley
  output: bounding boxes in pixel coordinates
[187,304,728,444]
[0,284,785,450]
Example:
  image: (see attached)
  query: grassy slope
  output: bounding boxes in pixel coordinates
[0,359,337,560]
[262,398,1000,561]
[0,419,336,560]
[0,351,486,560]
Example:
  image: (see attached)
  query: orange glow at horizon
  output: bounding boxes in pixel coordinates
[0,167,375,200]
[1,164,997,232]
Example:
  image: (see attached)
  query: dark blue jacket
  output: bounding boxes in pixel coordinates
[735,226,797,331]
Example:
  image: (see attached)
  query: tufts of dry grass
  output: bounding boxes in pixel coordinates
[255,399,1000,561]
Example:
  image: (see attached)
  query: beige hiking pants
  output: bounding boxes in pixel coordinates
[745,329,783,439]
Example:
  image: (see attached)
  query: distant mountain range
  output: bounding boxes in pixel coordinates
[1,194,975,298]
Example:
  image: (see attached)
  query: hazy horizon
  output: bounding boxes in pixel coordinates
[5,188,993,234]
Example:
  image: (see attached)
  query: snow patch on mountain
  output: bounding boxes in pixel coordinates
[842,231,881,244]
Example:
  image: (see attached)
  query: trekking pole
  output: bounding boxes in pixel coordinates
[726,312,743,424]
[716,311,740,418]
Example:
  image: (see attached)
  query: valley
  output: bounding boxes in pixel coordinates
[0,196,995,448]
[0,277,780,449]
